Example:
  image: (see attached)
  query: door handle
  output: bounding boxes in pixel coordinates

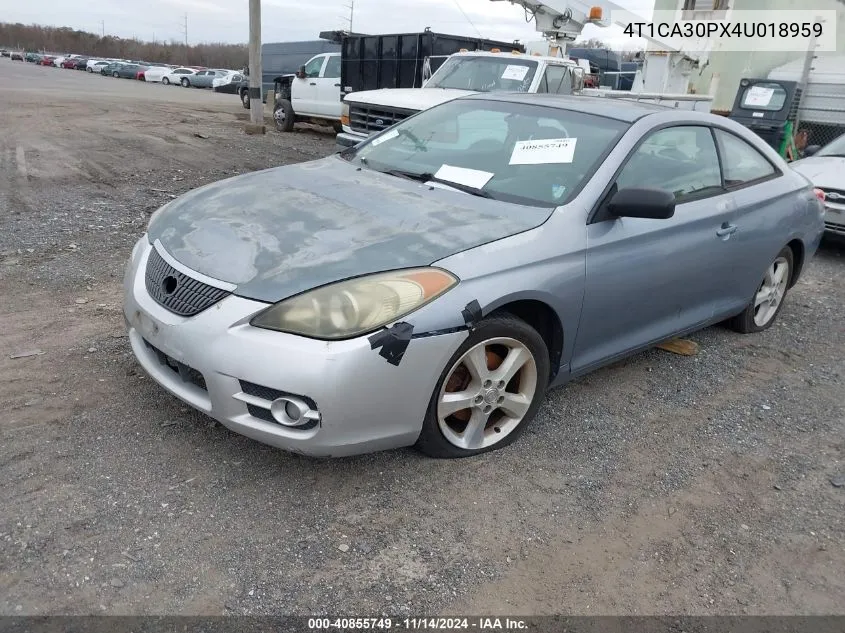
[334,83,341,87]
[309,82,317,85]
[716,223,737,238]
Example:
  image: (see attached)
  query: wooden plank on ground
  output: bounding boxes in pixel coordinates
[655,338,699,356]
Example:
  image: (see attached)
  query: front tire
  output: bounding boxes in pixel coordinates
[162,77,170,85]
[241,90,250,109]
[181,77,190,87]
[727,246,794,334]
[274,99,295,132]
[112,71,119,78]
[415,313,550,458]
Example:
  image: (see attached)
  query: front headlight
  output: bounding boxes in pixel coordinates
[341,102,350,127]
[251,268,458,340]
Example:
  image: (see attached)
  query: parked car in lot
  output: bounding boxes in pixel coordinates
[114,63,146,79]
[101,61,126,76]
[1,50,10,58]
[123,94,825,459]
[39,56,57,66]
[62,57,87,69]
[190,69,229,89]
[161,67,197,86]
[141,66,173,83]
[11,51,23,61]
[88,60,109,73]
[213,70,244,94]
[791,132,845,238]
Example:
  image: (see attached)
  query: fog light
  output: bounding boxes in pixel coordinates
[270,396,320,427]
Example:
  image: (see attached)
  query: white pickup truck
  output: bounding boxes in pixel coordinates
[336,51,586,148]
[272,52,344,133]
[336,49,715,148]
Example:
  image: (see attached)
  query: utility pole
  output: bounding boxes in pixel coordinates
[181,14,188,47]
[246,0,265,134]
[100,20,105,37]
[344,0,355,32]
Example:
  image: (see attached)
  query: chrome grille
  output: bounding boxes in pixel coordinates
[145,247,230,317]
[824,221,845,235]
[348,104,414,135]
[820,188,845,200]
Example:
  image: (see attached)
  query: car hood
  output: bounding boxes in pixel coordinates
[147,157,553,303]
[790,156,845,190]
[344,88,475,111]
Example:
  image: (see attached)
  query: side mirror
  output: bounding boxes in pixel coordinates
[571,66,585,92]
[296,65,306,79]
[608,187,676,220]
[803,144,821,157]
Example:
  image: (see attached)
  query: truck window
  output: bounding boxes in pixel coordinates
[323,55,341,79]
[303,55,324,78]
[739,82,787,112]
[537,65,572,95]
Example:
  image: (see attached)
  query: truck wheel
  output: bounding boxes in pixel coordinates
[241,91,250,109]
[332,121,343,133]
[274,99,295,133]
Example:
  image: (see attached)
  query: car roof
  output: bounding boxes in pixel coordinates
[460,92,676,122]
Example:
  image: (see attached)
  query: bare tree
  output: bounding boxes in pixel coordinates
[0,22,248,68]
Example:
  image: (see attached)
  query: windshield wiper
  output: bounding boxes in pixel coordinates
[378,169,494,199]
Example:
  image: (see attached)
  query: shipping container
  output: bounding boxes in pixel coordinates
[338,28,524,98]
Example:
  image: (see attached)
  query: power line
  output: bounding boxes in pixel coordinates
[451,0,482,38]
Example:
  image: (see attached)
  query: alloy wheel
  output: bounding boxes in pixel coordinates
[437,337,537,450]
[753,256,789,327]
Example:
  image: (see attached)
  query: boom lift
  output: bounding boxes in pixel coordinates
[490,0,713,96]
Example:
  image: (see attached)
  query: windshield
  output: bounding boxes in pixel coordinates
[817,132,845,157]
[425,56,538,93]
[341,98,629,208]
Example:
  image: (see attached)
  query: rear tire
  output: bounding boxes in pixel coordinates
[727,246,794,334]
[241,91,250,109]
[274,99,295,132]
[181,77,190,88]
[415,312,550,459]
[162,77,170,85]
[112,71,119,77]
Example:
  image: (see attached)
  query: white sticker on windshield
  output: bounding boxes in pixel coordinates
[752,111,764,118]
[745,86,775,107]
[371,128,399,146]
[501,64,530,81]
[433,164,494,190]
[509,138,577,165]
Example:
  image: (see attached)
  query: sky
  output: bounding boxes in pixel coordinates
[0,0,655,50]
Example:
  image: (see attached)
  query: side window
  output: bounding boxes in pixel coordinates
[323,55,341,79]
[540,65,572,95]
[714,129,776,186]
[304,55,324,78]
[616,126,722,201]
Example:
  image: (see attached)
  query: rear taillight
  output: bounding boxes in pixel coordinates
[814,188,825,202]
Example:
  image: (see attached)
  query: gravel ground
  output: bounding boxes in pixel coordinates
[1,58,844,617]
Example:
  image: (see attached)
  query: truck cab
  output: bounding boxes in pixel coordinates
[336,51,584,148]
[273,52,343,132]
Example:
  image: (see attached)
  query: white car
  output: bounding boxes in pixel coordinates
[791,132,845,238]
[87,60,108,72]
[211,70,243,91]
[142,66,173,83]
[52,56,66,67]
[162,67,197,86]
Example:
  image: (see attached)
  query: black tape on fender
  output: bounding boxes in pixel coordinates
[461,300,483,328]
[368,322,414,366]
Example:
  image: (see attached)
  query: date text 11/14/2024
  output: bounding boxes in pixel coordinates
[308,617,529,630]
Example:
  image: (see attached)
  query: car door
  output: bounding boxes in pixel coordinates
[291,54,326,116]
[712,127,787,312]
[571,124,739,373]
[315,54,342,118]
